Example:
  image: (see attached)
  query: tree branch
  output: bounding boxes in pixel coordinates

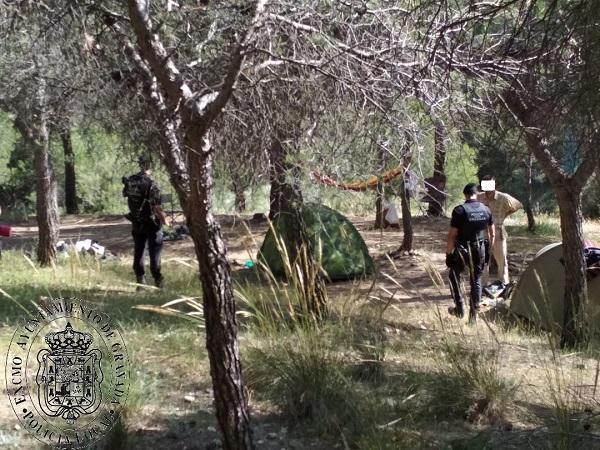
[127,0,266,134]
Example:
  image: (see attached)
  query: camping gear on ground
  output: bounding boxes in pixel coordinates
[483,280,506,299]
[56,239,108,258]
[585,247,600,280]
[74,239,105,256]
[249,213,268,225]
[258,203,375,281]
[510,242,600,331]
[382,200,399,227]
[0,224,11,237]
[163,224,189,241]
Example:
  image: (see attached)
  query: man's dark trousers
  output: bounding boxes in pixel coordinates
[132,225,163,283]
[448,241,485,312]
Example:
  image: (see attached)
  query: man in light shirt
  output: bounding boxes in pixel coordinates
[477,175,523,284]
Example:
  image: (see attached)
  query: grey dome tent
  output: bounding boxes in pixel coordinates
[258,203,375,281]
[510,243,600,331]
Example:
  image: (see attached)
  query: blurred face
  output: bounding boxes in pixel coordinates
[481,179,496,199]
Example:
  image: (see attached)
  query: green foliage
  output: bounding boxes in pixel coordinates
[0,112,35,220]
[583,173,600,219]
[445,143,479,208]
[463,126,556,214]
[55,128,175,215]
[0,118,180,218]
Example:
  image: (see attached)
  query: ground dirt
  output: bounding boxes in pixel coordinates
[3,213,568,306]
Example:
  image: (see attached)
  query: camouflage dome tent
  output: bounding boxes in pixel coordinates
[510,242,600,332]
[258,203,375,281]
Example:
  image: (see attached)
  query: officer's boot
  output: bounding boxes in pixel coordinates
[448,302,465,318]
[468,308,478,325]
[154,276,163,289]
[136,275,146,292]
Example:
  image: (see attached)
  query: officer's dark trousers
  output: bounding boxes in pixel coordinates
[132,228,163,282]
[448,241,485,311]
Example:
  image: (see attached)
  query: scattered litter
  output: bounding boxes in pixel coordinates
[56,239,114,259]
[244,260,255,268]
[483,280,506,299]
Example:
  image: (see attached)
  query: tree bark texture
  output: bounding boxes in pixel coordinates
[427,120,447,216]
[273,138,328,320]
[400,150,414,252]
[268,138,285,220]
[374,180,384,229]
[556,190,589,348]
[374,144,386,229]
[59,126,79,214]
[12,81,59,266]
[34,84,59,266]
[525,153,536,231]
[187,136,254,450]
[233,184,246,213]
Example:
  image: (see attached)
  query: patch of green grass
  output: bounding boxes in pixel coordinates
[511,215,561,238]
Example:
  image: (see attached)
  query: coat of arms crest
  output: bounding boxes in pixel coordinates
[36,322,103,424]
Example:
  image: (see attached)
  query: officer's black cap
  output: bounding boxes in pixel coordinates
[463,183,479,196]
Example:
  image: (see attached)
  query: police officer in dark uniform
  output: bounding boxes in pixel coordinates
[446,183,495,323]
[122,155,167,289]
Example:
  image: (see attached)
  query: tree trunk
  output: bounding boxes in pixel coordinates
[34,83,59,266]
[59,125,79,214]
[400,177,413,252]
[556,189,589,348]
[232,181,246,213]
[526,153,536,231]
[124,2,267,446]
[389,142,414,257]
[186,136,254,450]
[374,144,386,229]
[503,85,598,350]
[525,205,536,232]
[12,81,59,267]
[268,138,285,220]
[271,137,327,320]
[374,180,385,229]
[400,150,413,252]
[427,120,447,216]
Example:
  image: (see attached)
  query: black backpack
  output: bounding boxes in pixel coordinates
[123,173,156,226]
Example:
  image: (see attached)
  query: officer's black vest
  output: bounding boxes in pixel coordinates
[458,201,489,243]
